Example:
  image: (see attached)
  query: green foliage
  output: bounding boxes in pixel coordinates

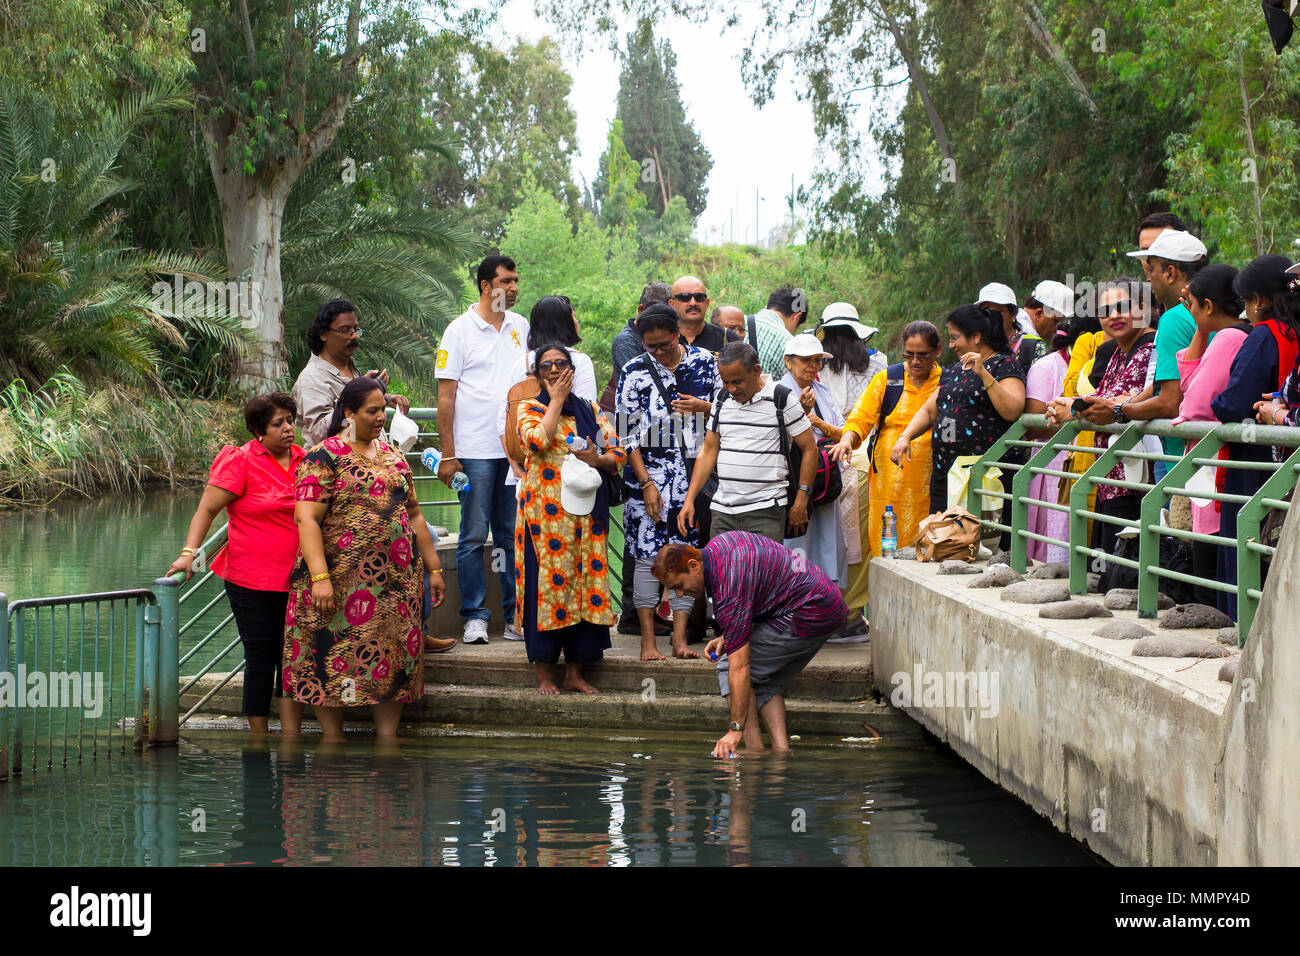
[502,176,647,384]
[279,157,478,398]
[417,36,582,241]
[0,83,251,391]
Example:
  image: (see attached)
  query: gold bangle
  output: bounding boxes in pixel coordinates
[429,569,443,574]
[310,571,330,583]
[180,547,196,556]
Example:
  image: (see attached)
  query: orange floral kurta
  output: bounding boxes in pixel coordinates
[514,399,626,632]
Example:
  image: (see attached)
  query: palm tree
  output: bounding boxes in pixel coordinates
[279,146,481,390]
[0,82,250,391]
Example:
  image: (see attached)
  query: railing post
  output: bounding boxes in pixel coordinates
[152,578,181,747]
[138,602,157,751]
[1011,418,1078,573]
[1068,424,1141,595]
[1,593,8,782]
[1236,449,1300,643]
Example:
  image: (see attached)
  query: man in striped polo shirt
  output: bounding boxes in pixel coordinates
[678,342,817,543]
[652,533,849,757]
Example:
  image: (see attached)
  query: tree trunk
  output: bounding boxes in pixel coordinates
[1020,1,1100,119]
[208,153,290,391]
[1238,56,1266,255]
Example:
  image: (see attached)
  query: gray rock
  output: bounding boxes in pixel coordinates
[1218,658,1239,683]
[1103,588,1175,611]
[1132,635,1233,659]
[1217,627,1239,646]
[939,559,981,574]
[988,550,1011,567]
[1039,600,1113,620]
[1086,573,1102,593]
[1000,580,1072,604]
[1158,603,1234,630]
[894,547,917,561]
[1025,562,1069,580]
[967,564,1025,589]
[1094,621,1155,640]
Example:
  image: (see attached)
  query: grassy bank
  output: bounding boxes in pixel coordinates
[0,373,243,508]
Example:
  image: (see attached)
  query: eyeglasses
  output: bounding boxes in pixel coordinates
[671,292,708,303]
[537,359,572,372]
[644,339,678,354]
[328,325,362,338]
[1097,300,1134,319]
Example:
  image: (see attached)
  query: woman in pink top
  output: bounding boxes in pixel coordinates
[1173,266,1248,600]
[168,393,306,734]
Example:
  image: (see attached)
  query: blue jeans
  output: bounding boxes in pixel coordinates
[456,458,516,623]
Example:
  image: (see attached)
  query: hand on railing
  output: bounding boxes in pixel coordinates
[166,554,196,582]
[1254,393,1291,426]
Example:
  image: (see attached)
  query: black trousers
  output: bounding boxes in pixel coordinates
[223,581,288,718]
[1089,496,1142,573]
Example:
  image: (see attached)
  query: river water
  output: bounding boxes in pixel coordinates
[0,490,1097,867]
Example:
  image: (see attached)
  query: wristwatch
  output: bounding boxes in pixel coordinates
[798,484,813,494]
[728,721,744,733]
[1112,400,1130,424]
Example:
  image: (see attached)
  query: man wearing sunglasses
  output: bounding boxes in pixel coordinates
[669,276,741,357]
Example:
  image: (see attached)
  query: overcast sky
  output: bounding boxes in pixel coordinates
[495,1,885,245]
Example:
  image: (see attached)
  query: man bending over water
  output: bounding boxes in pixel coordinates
[652,532,848,758]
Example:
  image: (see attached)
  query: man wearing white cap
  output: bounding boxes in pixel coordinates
[1024,280,1075,344]
[977,282,1044,373]
[1078,229,1208,478]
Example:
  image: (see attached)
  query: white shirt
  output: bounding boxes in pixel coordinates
[496,349,598,485]
[435,305,529,459]
[709,378,811,514]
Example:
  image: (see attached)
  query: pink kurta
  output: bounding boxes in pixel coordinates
[1024,350,1069,564]
[1175,328,1248,535]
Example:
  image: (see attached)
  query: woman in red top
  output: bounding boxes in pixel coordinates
[169,393,306,734]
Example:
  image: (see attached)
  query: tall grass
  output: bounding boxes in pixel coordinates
[0,369,240,505]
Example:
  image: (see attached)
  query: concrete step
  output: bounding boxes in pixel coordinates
[425,631,872,700]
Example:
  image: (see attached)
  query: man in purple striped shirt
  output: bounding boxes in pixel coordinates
[652,531,848,757]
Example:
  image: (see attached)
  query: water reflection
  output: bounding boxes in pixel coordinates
[0,732,1097,867]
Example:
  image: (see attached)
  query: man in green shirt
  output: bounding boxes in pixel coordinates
[748,287,805,379]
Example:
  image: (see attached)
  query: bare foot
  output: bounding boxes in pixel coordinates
[671,643,700,660]
[537,679,560,695]
[640,637,666,661]
[563,677,599,694]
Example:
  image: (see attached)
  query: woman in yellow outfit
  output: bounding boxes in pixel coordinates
[1061,324,1108,518]
[830,321,943,610]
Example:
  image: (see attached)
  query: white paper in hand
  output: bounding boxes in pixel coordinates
[388,409,420,452]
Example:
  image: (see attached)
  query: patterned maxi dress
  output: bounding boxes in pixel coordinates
[513,398,626,657]
[843,363,941,602]
[283,437,424,706]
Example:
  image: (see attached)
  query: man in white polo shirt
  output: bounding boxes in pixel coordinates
[678,341,817,544]
[435,255,529,644]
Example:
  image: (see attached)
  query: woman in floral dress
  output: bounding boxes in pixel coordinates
[514,344,626,694]
[285,377,444,741]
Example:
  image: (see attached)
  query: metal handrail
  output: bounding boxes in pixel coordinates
[970,415,1300,642]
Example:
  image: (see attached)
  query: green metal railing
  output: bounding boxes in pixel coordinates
[1,581,178,780]
[170,408,626,725]
[968,415,1300,642]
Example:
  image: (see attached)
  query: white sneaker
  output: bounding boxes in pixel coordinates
[462,619,489,644]
[503,623,525,642]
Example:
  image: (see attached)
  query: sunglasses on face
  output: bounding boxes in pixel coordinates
[903,351,934,362]
[1097,300,1134,319]
[671,292,708,303]
[644,339,677,354]
[537,359,572,373]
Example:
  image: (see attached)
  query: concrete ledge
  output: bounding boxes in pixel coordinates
[870,557,1237,866]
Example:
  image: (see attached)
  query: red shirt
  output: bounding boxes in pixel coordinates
[207,440,306,591]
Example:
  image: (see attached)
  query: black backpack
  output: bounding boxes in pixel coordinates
[865,363,906,473]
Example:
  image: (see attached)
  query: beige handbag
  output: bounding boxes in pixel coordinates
[913,507,982,562]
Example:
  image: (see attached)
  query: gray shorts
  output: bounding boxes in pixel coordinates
[710,503,786,543]
[715,620,830,710]
[633,558,694,613]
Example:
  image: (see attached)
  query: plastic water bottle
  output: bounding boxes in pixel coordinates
[566,434,588,451]
[882,506,897,558]
[420,447,471,492]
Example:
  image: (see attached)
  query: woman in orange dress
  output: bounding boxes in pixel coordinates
[515,344,626,694]
[830,321,943,604]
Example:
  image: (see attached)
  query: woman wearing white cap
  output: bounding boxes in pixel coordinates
[779,333,849,601]
[513,344,626,694]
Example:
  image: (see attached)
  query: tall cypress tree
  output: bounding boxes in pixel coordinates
[607,18,712,218]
